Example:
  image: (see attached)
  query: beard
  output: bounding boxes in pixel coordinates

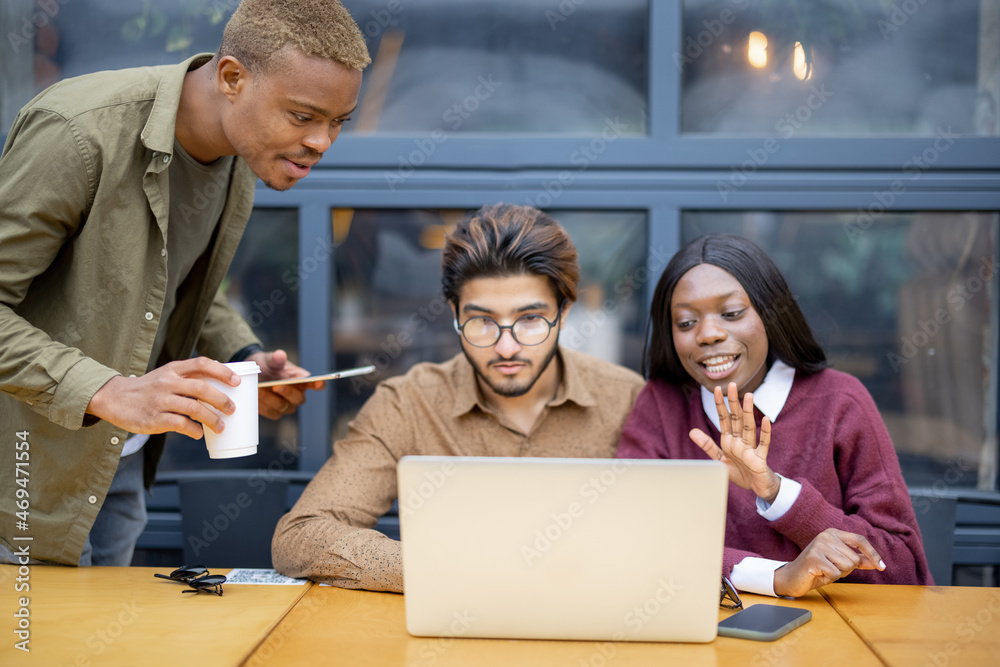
[462,342,560,398]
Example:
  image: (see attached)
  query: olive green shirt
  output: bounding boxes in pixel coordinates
[0,54,261,565]
[272,348,645,592]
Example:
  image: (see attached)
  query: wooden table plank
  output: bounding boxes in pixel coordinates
[1,565,311,667]
[822,584,1000,667]
[242,585,881,667]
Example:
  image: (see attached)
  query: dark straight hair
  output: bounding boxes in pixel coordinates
[644,233,827,382]
[441,204,579,308]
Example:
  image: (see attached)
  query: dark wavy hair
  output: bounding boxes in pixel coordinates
[644,233,827,382]
[441,204,579,308]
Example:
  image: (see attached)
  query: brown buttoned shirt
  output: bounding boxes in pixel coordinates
[272,347,644,592]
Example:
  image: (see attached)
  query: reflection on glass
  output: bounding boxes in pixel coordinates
[344,0,648,134]
[682,211,998,489]
[44,0,233,83]
[792,41,812,81]
[747,30,767,69]
[160,208,301,473]
[681,0,999,136]
[330,208,648,440]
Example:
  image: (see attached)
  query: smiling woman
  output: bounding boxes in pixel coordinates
[618,232,933,599]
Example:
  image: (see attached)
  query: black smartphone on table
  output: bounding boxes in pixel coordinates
[717,604,812,641]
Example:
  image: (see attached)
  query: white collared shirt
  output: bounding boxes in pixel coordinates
[700,360,803,596]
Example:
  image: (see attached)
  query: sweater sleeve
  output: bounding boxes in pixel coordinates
[767,386,933,585]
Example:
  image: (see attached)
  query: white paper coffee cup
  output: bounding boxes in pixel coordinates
[203,361,261,459]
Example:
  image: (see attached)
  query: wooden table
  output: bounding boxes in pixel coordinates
[6,566,997,666]
[242,584,880,667]
[822,584,1000,667]
[0,565,311,666]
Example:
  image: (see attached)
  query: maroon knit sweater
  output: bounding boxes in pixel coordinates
[618,368,933,586]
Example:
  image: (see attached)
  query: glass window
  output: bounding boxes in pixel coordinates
[12,0,649,136]
[681,212,999,489]
[681,0,1000,136]
[329,208,648,441]
[30,0,235,89]
[344,0,648,134]
[159,208,302,473]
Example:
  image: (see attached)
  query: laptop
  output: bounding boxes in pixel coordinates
[397,456,728,643]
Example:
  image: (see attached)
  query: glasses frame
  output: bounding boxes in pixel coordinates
[453,306,563,348]
[182,573,226,597]
[720,576,743,610]
[154,565,209,583]
[155,565,226,596]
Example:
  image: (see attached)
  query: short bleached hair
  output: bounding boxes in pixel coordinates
[220,0,371,73]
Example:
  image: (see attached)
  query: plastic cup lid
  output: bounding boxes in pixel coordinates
[225,361,261,375]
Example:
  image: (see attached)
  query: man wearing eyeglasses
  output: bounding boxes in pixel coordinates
[272,203,645,592]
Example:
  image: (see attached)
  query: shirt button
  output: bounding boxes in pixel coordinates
[111,437,119,445]
[163,155,170,164]
[88,496,98,504]
[161,248,166,257]
[145,312,154,321]
[129,374,137,378]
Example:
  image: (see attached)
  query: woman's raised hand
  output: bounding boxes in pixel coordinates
[689,382,781,503]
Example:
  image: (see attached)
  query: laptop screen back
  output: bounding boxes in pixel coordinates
[398,456,728,643]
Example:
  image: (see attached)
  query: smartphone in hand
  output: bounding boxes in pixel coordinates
[717,604,811,641]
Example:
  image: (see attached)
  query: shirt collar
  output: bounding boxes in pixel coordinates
[451,347,594,418]
[141,53,215,157]
[700,359,795,431]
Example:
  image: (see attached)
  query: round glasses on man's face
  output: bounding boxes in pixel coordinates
[453,311,561,348]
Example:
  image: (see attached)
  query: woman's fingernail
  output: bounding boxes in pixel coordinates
[878,560,886,569]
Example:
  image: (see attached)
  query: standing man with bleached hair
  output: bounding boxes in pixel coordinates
[0,0,369,567]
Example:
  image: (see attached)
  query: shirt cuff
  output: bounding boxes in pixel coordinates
[229,343,263,363]
[730,557,787,597]
[756,474,802,521]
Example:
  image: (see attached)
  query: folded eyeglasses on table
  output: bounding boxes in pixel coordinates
[720,576,743,610]
[154,565,226,596]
